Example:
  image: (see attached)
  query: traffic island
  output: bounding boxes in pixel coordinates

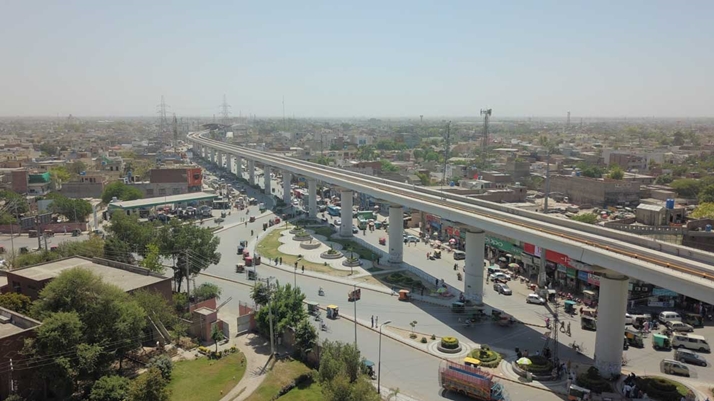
[468,345,503,368]
[320,248,344,259]
[291,229,313,242]
[511,355,556,381]
[632,376,695,401]
[437,337,462,354]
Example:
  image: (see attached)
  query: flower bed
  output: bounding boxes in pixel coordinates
[300,241,321,250]
[342,257,362,267]
[468,345,502,368]
[320,250,344,259]
[437,336,462,353]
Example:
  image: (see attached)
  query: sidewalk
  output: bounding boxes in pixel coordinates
[219,332,272,401]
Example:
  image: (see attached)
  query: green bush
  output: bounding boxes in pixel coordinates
[634,377,687,401]
[421,337,427,343]
[147,355,173,380]
[520,355,553,374]
[468,347,502,368]
[431,334,436,340]
[441,337,459,349]
[576,367,612,393]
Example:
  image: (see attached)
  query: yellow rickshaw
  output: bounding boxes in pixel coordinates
[625,327,644,348]
[463,357,481,367]
[327,305,339,319]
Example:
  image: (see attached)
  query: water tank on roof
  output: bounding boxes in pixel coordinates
[706,224,712,232]
[576,171,581,177]
[666,199,675,209]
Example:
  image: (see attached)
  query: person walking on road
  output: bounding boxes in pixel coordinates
[371,315,374,328]
[375,316,378,326]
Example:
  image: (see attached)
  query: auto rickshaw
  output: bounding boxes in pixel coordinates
[581,308,597,318]
[652,333,672,350]
[498,315,514,327]
[274,217,281,224]
[623,336,630,350]
[0,246,5,254]
[245,256,253,267]
[249,216,256,223]
[242,250,250,260]
[625,327,644,348]
[451,302,466,313]
[398,289,410,302]
[348,288,361,302]
[582,290,597,306]
[463,357,481,367]
[50,246,59,252]
[247,270,257,280]
[72,229,81,237]
[567,384,591,401]
[327,305,339,319]
[28,230,38,238]
[363,360,376,379]
[20,246,29,254]
[564,300,577,315]
[304,300,320,315]
[379,237,386,246]
[235,263,245,273]
[221,211,227,218]
[581,315,597,331]
[433,250,441,259]
[683,313,704,328]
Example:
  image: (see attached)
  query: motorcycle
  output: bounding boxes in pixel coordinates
[318,288,325,296]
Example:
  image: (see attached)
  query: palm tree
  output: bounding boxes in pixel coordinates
[211,324,224,352]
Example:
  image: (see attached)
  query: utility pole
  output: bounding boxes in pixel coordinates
[442,121,451,188]
[185,250,191,312]
[353,284,358,347]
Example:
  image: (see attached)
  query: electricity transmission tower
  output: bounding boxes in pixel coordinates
[219,95,231,125]
[172,114,178,153]
[480,108,492,165]
[157,96,170,146]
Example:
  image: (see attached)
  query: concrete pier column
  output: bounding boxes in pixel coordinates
[308,179,318,218]
[465,228,485,304]
[388,205,404,264]
[538,247,548,287]
[235,156,242,178]
[264,166,272,195]
[340,190,354,237]
[594,272,629,376]
[248,160,256,186]
[282,171,292,205]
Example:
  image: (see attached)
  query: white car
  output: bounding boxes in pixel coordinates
[405,235,419,243]
[624,313,633,325]
[526,294,546,305]
[489,272,511,282]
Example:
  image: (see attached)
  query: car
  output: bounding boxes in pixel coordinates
[453,251,465,260]
[352,226,359,234]
[335,218,342,226]
[493,283,512,295]
[675,349,707,367]
[489,272,511,282]
[624,313,633,325]
[667,321,694,333]
[526,294,546,305]
[405,235,419,243]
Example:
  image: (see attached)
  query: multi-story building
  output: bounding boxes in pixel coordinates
[129,167,203,198]
[60,173,109,199]
[0,308,41,400]
[27,172,52,196]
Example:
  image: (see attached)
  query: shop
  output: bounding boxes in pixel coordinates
[648,288,677,308]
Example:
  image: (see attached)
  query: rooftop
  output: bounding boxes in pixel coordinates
[637,203,665,212]
[0,307,41,339]
[9,257,168,292]
[107,191,217,210]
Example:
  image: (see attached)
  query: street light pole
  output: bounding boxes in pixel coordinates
[267,276,276,356]
[377,320,392,394]
[353,284,358,346]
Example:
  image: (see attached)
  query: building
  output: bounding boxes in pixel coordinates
[6,257,172,302]
[130,167,203,198]
[504,159,531,180]
[608,152,647,171]
[60,173,109,198]
[0,308,41,400]
[27,172,52,196]
[549,175,640,207]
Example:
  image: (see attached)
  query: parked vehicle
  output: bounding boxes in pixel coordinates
[660,359,690,377]
[438,360,508,400]
[652,333,672,350]
[672,333,710,352]
[581,316,597,331]
[659,311,682,324]
[493,283,512,295]
[526,294,545,305]
[674,349,707,367]
[453,251,466,260]
[666,321,694,333]
[683,313,704,328]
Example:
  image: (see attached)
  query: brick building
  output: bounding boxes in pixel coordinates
[0,308,41,400]
[6,257,172,302]
[549,175,640,207]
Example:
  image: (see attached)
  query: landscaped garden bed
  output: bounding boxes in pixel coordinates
[468,345,502,368]
[633,376,693,401]
[437,336,462,353]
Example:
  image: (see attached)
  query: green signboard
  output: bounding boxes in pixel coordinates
[485,235,522,256]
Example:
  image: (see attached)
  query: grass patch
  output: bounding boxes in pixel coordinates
[279,381,323,401]
[377,271,435,292]
[244,360,313,401]
[167,351,246,401]
[256,229,351,276]
[329,238,379,261]
[312,226,335,237]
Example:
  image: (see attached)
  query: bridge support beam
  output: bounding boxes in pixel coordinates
[235,156,242,178]
[248,160,256,186]
[538,248,548,287]
[308,179,318,218]
[340,190,354,237]
[388,205,404,264]
[465,228,485,304]
[282,171,292,205]
[264,166,272,195]
[594,272,629,376]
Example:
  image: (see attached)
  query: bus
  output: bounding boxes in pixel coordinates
[327,205,341,216]
[357,216,368,230]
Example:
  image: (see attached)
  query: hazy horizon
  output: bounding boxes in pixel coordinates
[2,1,713,118]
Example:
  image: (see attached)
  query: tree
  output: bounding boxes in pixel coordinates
[608,165,624,180]
[102,181,144,204]
[575,162,605,179]
[192,282,222,302]
[133,290,179,332]
[211,324,224,352]
[127,367,170,401]
[253,283,306,338]
[0,190,29,215]
[654,174,673,185]
[69,160,88,175]
[250,282,271,307]
[570,213,598,224]
[104,212,157,261]
[49,194,92,222]
[691,203,714,220]
[670,179,702,198]
[156,219,221,292]
[140,243,164,273]
[315,156,335,166]
[699,184,714,204]
[0,293,32,314]
[380,160,398,172]
[49,166,72,186]
[39,143,59,156]
[356,145,376,161]
[294,319,318,360]
[90,375,130,401]
[672,131,685,146]
[147,355,173,380]
[318,340,379,401]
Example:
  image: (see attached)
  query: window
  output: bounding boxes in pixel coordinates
[12,281,21,293]
[159,188,166,196]
[172,188,181,195]
[146,189,154,196]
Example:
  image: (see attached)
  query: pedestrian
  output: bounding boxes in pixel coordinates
[375,316,378,326]
[427,252,430,260]
[535,350,540,356]
[371,315,374,328]
[421,287,424,296]
[560,320,566,332]
[523,349,529,357]
[301,265,305,273]
[567,322,571,336]
[435,278,439,286]
[279,257,283,264]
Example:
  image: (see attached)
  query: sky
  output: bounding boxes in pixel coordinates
[1,1,713,118]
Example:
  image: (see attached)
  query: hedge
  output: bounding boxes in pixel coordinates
[634,377,688,401]
[441,337,460,349]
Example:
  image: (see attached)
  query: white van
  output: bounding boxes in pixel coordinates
[658,311,681,324]
[672,333,710,353]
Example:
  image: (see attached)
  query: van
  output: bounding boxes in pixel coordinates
[453,251,465,260]
[672,333,710,353]
[658,311,681,324]
[660,359,690,377]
